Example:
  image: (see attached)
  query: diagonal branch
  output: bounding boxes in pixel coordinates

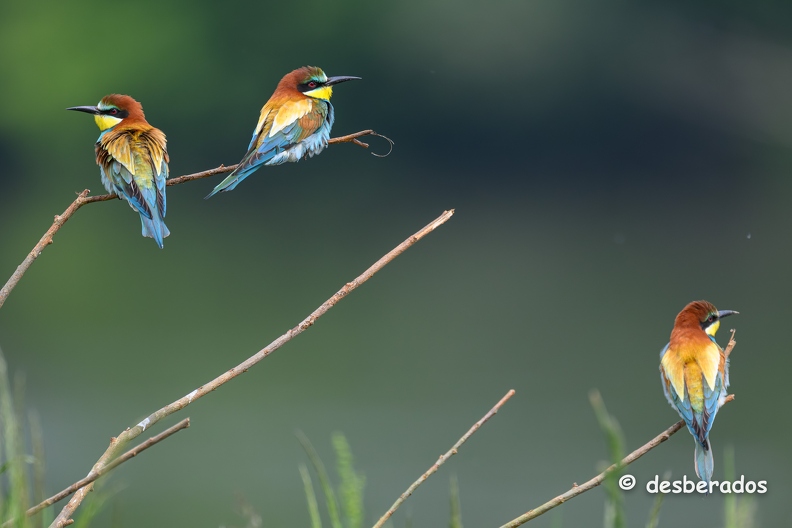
[12,418,190,526]
[47,208,454,528]
[372,389,516,528]
[498,333,738,528]
[0,129,391,311]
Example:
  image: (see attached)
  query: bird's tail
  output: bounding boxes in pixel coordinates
[694,439,714,484]
[140,213,170,249]
[204,165,254,199]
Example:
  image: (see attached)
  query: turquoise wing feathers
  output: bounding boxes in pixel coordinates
[659,343,696,437]
[98,130,170,248]
[68,94,169,248]
[659,338,729,483]
[205,99,333,198]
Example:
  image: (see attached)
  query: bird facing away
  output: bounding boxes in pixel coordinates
[205,66,360,199]
[67,94,170,248]
[659,300,738,483]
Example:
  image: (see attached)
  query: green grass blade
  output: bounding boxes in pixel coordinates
[331,433,365,528]
[644,471,669,528]
[722,447,757,528]
[645,490,665,528]
[29,411,46,528]
[724,446,736,528]
[296,431,342,528]
[449,475,462,528]
[300,463,322,528]
[0,349,28,527]
[71,483,115,528]
[589,390,625,528]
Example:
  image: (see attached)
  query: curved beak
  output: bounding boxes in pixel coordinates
[325,75,361,86]
[66,105,99,114]
[718,310,739,319]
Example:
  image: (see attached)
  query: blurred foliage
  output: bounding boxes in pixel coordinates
[0,348,111,528]
[0,348,43,528]
[331,433,366,528]
[1,0,791,525]
[298,432,364,528]
[448,475,462,528]
[723,447,758,528]
[644,473,667,528]
[0,350,45,528]
[590,390,626,528]
[296,433,465,528]
[297,431,354,528]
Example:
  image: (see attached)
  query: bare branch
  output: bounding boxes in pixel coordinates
[54,492,84,528]
[498,393,736,527]
[372,389,516,528]
[327,129,394,157]
[0,190,91,310]
[20,418,190,524]
[165,163,239,186]
[47,209,454,527]
[0,129,388,310]
[724,328,737,359]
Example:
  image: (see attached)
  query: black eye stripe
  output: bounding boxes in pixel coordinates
[99,108,129,119]
[700,313,718,329]
[297,80,325,93]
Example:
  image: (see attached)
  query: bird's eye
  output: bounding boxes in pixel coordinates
[308,81,317,88]
[109,108,118,115]
[707,315,716,323]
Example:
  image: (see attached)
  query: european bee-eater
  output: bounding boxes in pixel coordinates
[205,66,360,198]
[67,94,170,248]
[659,300,738,483]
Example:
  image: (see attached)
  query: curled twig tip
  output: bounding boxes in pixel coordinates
[0,129,389,311]
[369,132,394,158]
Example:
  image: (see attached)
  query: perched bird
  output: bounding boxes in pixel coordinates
[67,94,170,248]
[659,300,738,483]
[205,66,360,198]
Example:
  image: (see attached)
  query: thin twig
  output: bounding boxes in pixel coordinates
[20,418,190,523]
[724,328,736,359]
[48,209,454,528]
[0,190,90,310]
[372,389,516,528]
[165,163,239,186]
[498,393,736,527]
[0,129,389,311]
[328,129,394,157]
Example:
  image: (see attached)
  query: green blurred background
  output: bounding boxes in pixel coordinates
[1,0,791,525]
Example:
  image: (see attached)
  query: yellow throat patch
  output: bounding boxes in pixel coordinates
[303,85,333,101]
[94,114,122,131]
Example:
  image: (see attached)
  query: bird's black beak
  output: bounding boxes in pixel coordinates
[66,105,100,115]
[325,76,361,86]
[718,310,739,319]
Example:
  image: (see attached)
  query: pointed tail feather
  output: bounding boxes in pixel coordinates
[694,440,714,484]
[140,213,170,249]
[205,166,256,199]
